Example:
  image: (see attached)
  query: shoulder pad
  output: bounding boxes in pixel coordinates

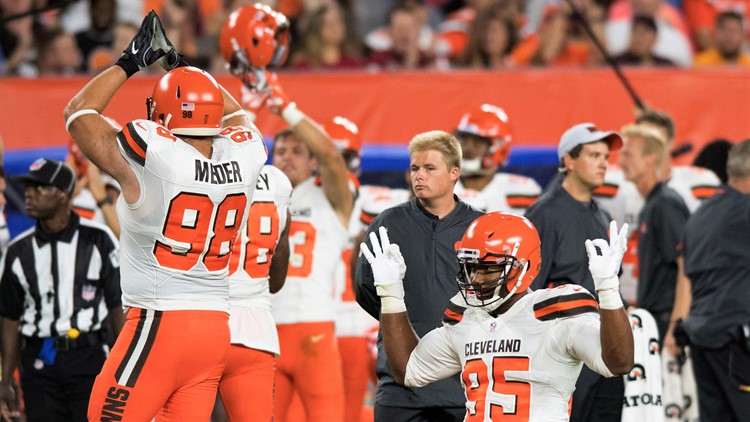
[532,284,599,321]
[116,120,175,166]
[442,293,467,326]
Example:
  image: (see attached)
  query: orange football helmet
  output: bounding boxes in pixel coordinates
[454,104,512,174]
[148,67,224,136]
[219,4,290,74]
[325,116,362,173]
[455,212,541,309]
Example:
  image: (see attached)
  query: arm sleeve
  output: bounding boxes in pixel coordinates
[0,255,25,320]
[404,326,462,387]
[558,315,615,378]
[98,232,123,309]
[355,221,382,319]
[656,199,689,263]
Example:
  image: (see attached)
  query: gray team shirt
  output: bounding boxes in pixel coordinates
[355,196,483,408]
[683,185,750,348]
[525,182,611,293]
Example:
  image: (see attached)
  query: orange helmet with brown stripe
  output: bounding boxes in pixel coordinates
[148,67,224,136]
[455,212,541,309]
[454,104,512,175]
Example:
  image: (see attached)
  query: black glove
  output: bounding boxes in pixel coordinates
[115,10,181,77]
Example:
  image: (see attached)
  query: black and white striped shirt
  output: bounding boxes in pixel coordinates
[0,213,121,338]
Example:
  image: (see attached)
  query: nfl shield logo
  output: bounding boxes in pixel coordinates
[30,158,46,171]
[82,284,96,301]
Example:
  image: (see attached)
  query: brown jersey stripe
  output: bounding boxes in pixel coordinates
[692,185,718,199]
[506,195,539,208]
[442,301,467,325]
[593,183,619,198]
[360,211,376,225]
[73,207,96,220]
[534,298,599,321]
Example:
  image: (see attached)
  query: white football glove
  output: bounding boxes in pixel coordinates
[585,220,628,310]
[360,226,407,314]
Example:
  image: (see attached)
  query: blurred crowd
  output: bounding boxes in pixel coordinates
[2,0,750,77]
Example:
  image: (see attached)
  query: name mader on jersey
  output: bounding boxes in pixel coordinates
[227,165,292,354]
[407,285,615,422]
[116,120,267,312]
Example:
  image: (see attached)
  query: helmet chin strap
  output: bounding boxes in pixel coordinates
[482,263,528,313]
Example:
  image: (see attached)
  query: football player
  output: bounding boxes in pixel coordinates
[217,5,294,421]
[453,104,541,213]
[65,11,267,420]
[361,213,635,421]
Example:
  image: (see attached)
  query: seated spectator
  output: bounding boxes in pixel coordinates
[87,21,139,74]
[0,0,36,76]
[369,4,434,70]
[366,0,434,63]
[75,0,116,71]
[683,0,750,52]
[291,3,365,70]
[606,0,693,67]
[523,0,607,67]
[457,2,519,69]
[36,27,82,75]
[694,11,750,66]
[614,15,675,66]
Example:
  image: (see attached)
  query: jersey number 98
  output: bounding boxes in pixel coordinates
[154,192,248,271]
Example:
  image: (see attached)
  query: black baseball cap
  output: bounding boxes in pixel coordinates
[13,158,75,194]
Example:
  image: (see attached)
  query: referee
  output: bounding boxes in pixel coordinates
[0,158,124,422]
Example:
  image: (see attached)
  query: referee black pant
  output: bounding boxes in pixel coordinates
[20,336,107,422]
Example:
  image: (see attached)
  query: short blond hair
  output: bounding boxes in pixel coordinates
[621,124,667,168]
[408,130,462,170]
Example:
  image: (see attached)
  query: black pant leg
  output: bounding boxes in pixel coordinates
[19,341,66,422]
[375,402,464,422]
[57,345,107,422]
[693,344,750,422]
[571,366,623,422]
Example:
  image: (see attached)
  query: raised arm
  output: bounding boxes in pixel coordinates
[360,226,416,384]
[64,11,176,203]
[585,221,634,375]
[262,72,353,225]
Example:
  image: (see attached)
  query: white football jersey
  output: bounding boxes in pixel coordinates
[271,176,350,324]
[594,165,720,304]
[455,173,541,214]
[335,184,408,337]
[115,120,267,312]
[356,185,412,232]
[405,286,614,422]
[226,165,292,354]
[72,174,120,225]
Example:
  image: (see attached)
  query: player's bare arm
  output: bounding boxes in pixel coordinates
[0,318,20,422]
[268,209,292,294]
[664,256,691,358]
[361,226,418,384]
[265,72,354,225]
[585,221,635,375]
[65,11,181,204]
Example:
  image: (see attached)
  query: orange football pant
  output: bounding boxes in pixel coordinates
[88,308,230,422]
[338,336,376,422]
[218,345,276,421]
[275,321,344,422]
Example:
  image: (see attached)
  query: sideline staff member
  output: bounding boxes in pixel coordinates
[0,158,124,422]
[356,131,483,421]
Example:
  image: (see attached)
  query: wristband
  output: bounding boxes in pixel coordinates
[96,196,114,208]
[380,297,407,314]
[281,104,305,127]
[596,288,623,310]
[222,109,248,122]
[66,109,99,132]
